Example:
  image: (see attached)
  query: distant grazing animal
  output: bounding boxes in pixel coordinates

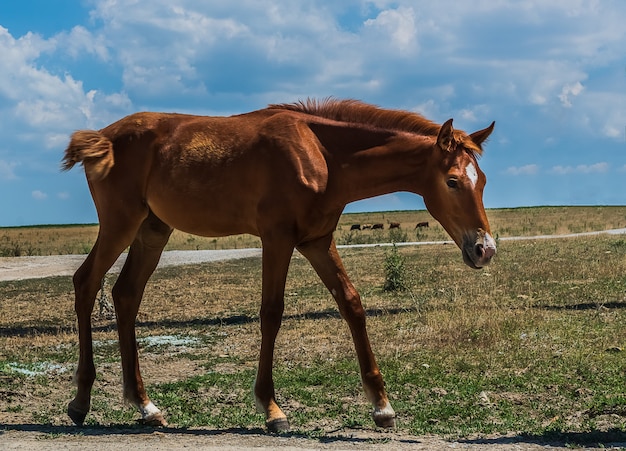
[350,224,361,231]
[62,98,496,432]
[362,224,373,229]
[416,221,429,228]
[372,223,384,229]
[389,222,400,229]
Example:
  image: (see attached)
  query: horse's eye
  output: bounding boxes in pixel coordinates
[447,178,458,189]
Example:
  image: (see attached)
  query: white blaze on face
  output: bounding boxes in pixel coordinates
[484,232,497,251]
[466,162,478,188]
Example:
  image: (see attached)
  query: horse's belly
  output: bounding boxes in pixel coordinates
[147,191,259,238]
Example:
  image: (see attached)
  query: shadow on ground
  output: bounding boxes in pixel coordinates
[0,306,417,338]
[459,429,626,449]
[2,423,626,449]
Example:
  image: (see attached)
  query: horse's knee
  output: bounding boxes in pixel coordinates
[337,291,366,324]
[259,302,284,333]
[74,363,96,386]
[72,263,103,307]
[111,282,138,306]
[111,274,145,320]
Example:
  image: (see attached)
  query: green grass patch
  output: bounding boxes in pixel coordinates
[150,369,259,428]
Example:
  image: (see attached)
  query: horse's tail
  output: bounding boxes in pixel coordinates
[61,130,114,181]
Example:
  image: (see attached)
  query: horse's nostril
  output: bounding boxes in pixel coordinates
[475,243,484,258]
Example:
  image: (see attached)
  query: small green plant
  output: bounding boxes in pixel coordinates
[383,244,407,292]
[388,227,408,243]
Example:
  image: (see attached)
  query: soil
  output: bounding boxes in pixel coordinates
[3,232,626,450]
[4,426,624,450]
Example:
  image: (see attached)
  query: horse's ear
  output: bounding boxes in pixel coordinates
[470,121,495,146]
[437,119,454,152]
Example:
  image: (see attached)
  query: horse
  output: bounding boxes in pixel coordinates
[350,224,362,231]
[389,222,401,229]
[62,98,496,432]
[372,223,384,229]
[416,221,429,228]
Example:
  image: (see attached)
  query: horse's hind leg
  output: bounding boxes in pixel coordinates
[111,212,172,426]
[68,221,145,425]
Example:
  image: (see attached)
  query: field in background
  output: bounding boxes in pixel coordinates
[0,206,626,444]
[1,206,625,256]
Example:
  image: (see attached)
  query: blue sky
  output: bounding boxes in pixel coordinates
[1,1,625,226]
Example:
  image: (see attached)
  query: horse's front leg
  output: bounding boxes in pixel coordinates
[254,240,294,432]
[298,236,396,428]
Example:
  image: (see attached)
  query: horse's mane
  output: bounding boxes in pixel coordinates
[268,98,441,137]
[268,98,483,157]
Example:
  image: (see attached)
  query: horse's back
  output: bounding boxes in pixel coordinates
[96,109,330,237]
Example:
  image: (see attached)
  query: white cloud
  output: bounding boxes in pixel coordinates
[32,190,48,200]
[88,1,361,99]
[459,109,477,122]
[55,25,110,61]
[583,92,626,139]
[0,26,119,133]
[363,7,417,53]
[551,162,609,175]
[57,192,70,200]
[558,81,584,107]
[0,160,18,180]
[412,99,439,118]
[45,133,71,150]
[603,125,623,139]
[504,164,540,176]
[458,104,490,123]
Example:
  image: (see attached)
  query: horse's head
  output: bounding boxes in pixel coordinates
[422,119,496,269]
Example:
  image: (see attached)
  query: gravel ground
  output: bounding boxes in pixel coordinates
[3,427,625,450]
[0,248,263,282]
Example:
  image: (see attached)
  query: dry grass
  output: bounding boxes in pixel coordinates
[2,206,625,256]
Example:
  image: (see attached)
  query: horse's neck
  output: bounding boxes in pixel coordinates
[331,132,433,204]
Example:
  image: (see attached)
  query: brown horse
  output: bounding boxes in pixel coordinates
[62,98,496,432]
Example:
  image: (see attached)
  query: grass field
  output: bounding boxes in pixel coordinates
[1,206,626,445]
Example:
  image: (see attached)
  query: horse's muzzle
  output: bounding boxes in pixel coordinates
[462,231,496,269]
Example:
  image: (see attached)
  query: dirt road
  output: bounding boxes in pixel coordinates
[0,248,263,282]
[2,228,625,282]
[4,425,625,450]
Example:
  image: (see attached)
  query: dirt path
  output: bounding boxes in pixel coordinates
[4,425,624,450]
[0,248,263,282]
[2,228,625,282]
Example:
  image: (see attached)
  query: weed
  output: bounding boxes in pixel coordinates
[383,244,407,292]
[388,227,408,243]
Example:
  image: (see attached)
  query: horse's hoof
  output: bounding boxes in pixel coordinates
[67,402,88,426]
[372,401,396,428]
[266,417,290,433]
[374,415,396,428]
[140,412,168,427]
